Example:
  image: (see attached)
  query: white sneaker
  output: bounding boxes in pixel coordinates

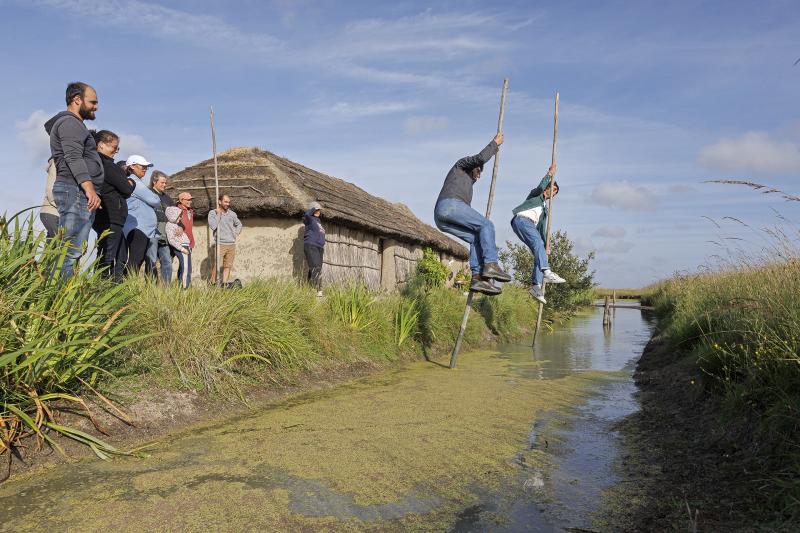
[529,285,546,304]
[542,269,566,284]
[316,290,324,297]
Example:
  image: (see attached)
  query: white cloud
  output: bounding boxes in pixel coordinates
[592,225,627,238]
[404,116,449,136]
[698,131,800,176]
[117,133,148,161]
[31,0,282,54]
[339,10,507,59]
[308,100,419,122]
[15,110,149,165]
[572,236,596,258]
[599,240,635,254]
[667,184,697,194]
[590,181,658,210]
[15,109,52,163]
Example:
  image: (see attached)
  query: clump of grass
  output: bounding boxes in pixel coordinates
[0,213,142,471]
[326,282,376,331]
[394,299,419,348]
[123,278,317,392]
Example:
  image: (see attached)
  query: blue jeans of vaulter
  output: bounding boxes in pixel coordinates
[434,198,498,275]
[511,215,549,287]
[52,180,95,279]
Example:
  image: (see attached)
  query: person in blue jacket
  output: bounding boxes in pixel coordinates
[122,154,161,274]
[510,164,566,304]
[303,201,326,297]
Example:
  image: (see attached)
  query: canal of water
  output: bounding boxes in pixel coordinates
[0,304,653,532]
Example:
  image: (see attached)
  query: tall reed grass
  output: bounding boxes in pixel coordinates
[647,250,800,517]
[0,214,142,473]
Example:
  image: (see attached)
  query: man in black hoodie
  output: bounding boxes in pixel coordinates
[434,133,511,295]
[44,82,103,278]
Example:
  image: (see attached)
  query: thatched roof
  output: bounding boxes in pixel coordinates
[166,147,468,259]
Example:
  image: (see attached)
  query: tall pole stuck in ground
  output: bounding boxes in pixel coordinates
[449,78,509,370]
[532,92,559,346]
[210,106,221,287]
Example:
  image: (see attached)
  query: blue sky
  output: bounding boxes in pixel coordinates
[1,0,799,286]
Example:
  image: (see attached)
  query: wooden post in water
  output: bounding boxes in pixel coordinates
[210,107,221,287]
[449,78,509,369]
[603,295,611,327]
[532,92,559,346]
[612,288,617,319]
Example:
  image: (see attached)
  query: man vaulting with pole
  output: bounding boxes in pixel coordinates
[434,133,512,295]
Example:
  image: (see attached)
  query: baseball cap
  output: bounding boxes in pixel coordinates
[126,155,153,168]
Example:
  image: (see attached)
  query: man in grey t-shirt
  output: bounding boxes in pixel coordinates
[44,82,103,278]
[208,193,242,285]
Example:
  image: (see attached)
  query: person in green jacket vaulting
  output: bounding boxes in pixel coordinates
[510,164,566,304]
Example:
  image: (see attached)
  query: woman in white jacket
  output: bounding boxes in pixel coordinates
[122,155,161,274]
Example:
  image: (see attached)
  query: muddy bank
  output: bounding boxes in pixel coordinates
[600,337,792,531]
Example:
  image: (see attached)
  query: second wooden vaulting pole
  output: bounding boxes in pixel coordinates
[449,78,509,369]
[532,92,559,346]
[210,106,221,287]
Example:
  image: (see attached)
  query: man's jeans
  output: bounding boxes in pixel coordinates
[511,215,549,287]
[146,237,173,283]
[52,181,94,278]
[434,198,498,275]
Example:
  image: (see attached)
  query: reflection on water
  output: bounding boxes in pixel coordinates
[502,302,654,380]
[453,303,655,532]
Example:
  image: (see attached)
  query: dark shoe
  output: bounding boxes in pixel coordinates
[470,277,502,296]
[481,262,512,283]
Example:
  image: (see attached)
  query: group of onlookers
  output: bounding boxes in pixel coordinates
[42,81,248,288]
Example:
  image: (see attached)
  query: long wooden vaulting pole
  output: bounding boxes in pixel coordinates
[210,106,221,287]
[449,79,509,369]
[532,92,559,346]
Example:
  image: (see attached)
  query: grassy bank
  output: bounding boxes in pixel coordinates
[2,214,589,471]
[643,259,800,523]
[593,287,648,299]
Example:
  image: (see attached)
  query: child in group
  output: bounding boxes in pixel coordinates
[165,206,191,289]
[510,164,567,304]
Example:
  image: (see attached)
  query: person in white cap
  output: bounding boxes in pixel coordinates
[303,200,325,296]
[122,154,161,274]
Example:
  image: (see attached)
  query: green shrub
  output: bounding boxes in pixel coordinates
[415,247,449,288]
[498,229,595,312]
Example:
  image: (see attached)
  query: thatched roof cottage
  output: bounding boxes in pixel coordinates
[166,148,468,290]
